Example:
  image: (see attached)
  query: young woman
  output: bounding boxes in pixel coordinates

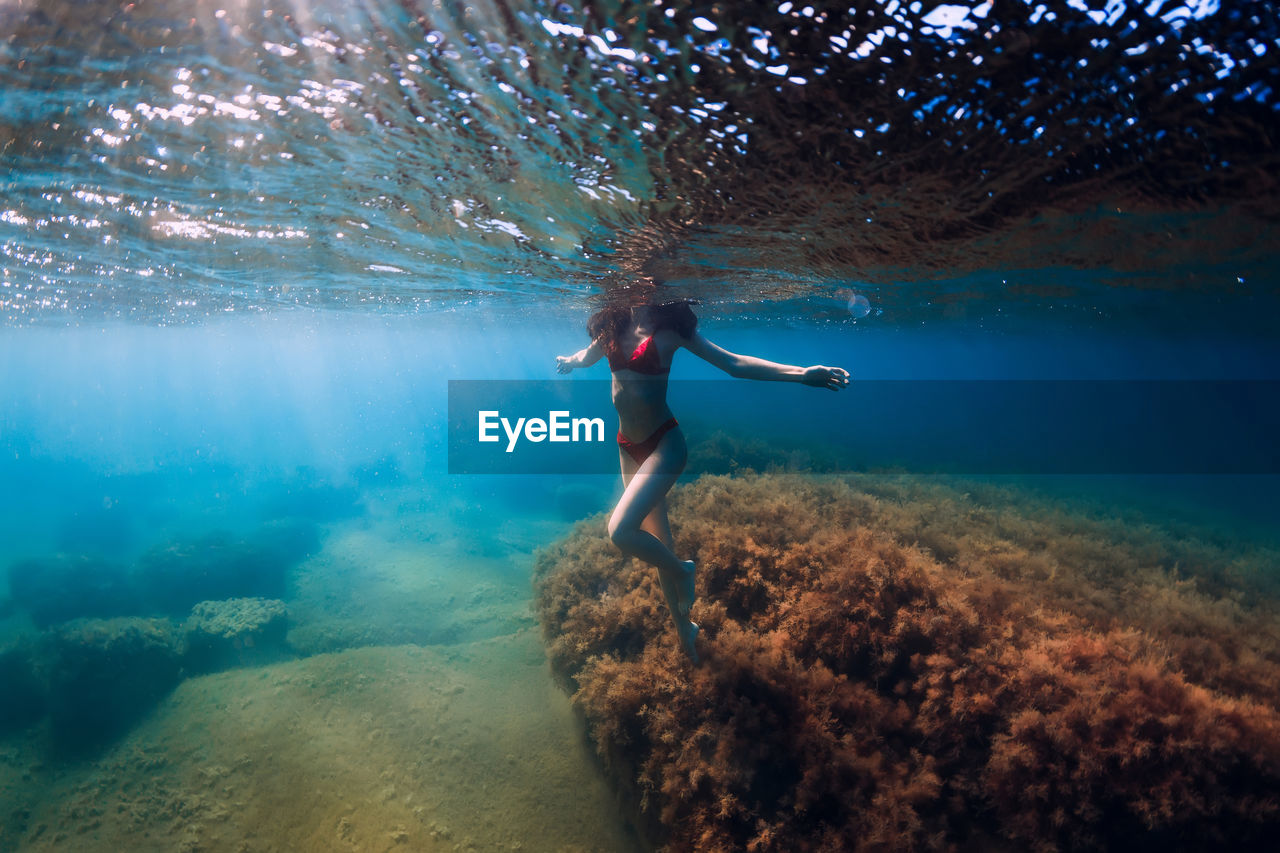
[556,300,850,662]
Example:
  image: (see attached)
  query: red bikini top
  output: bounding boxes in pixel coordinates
[607,335,669,375]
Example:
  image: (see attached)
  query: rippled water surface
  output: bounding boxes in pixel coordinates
[2,0,1277,326]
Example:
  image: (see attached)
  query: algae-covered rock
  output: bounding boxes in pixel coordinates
[41,617,182,751]
[7,520,319,627]
[0,640,44,734]
[535,473,1280,852]
[182,597,290,672]
[133,519,319,614]
[6,554,137,628]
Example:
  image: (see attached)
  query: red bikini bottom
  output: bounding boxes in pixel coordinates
[617,418,679,465]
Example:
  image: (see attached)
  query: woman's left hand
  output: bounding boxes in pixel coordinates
[802,365,851,390]
[556,355,576,374]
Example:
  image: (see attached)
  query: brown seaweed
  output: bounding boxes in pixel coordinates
[533,473,1280,851]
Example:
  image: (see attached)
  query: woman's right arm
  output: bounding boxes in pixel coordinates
[556,338,604,373]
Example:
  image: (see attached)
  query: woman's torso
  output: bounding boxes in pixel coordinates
[607,327,678,440]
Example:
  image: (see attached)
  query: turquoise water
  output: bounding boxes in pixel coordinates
[2,0,1279,850]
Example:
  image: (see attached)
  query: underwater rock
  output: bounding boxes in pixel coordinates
[6,520,317,627]
[40,617,182,752]
[685,429,797,475]
[133,519,319,614]
[0,640,45,734]
[684,428,843,477]
[534,473,1280,851]
[182,597,290,673]
[6,554,137,628]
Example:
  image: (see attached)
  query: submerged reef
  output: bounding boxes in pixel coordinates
[534,473,1280,851]
[3,598,297,753]
[4,518,322,629]
[134,519,319,614]
[7,554,136,628]
[0,639,44,734]
[182,597,291,673]
[40,617,183,752]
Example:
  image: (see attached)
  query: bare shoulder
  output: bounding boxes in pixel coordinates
[653,325,695,353]
[677,329,737,369]
[645,326,679,359]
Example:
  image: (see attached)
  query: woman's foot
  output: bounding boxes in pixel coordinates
[676,559,697,618]
[680,621,699,664]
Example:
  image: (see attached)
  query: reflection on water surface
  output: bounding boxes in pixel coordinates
[0,0,1276,324]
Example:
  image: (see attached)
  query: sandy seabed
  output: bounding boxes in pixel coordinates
[0,485,642,853]
[3,636,637,853]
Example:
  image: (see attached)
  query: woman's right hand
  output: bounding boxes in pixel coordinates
[556,355,576,374]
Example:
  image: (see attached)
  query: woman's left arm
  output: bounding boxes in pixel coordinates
[681,331,850,390]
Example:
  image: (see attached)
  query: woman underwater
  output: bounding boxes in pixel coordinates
[557,299,850,662]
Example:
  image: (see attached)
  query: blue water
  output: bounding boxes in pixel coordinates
[2,301,1279,851]
[2,0,1279,849]
[3,315,1276,557]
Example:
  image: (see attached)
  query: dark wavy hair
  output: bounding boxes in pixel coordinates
[587,299,698,354]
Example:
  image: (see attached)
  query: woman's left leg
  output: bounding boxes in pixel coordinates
[641,497,673,550]
[608,428,688,575]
